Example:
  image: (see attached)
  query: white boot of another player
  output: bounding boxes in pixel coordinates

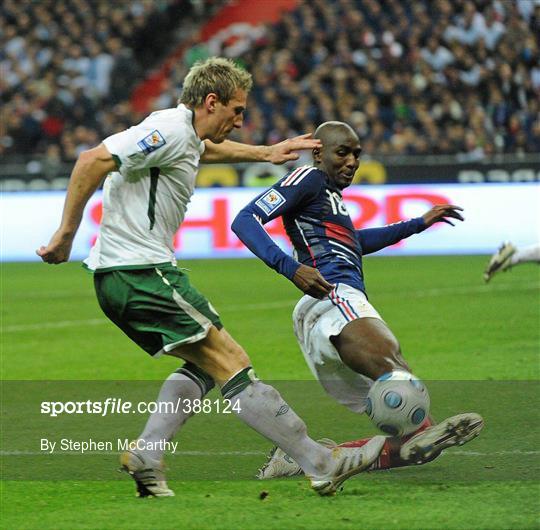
[257,438,337,480]
[484,242,516,282]
[309,436,386,496]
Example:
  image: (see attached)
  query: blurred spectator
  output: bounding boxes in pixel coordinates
[42,144,63,179]
[421,37,454,71]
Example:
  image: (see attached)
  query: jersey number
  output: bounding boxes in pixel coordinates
[147,167,160,230]
[325,190,348,216]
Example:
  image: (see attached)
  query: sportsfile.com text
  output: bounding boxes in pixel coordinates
[40,398,241,417]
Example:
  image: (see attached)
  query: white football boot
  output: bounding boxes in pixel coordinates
[484,242,516,282]
[119,443,174,497]
[257,438,337,480]
[400,413,484,464]
[309,435,386,496]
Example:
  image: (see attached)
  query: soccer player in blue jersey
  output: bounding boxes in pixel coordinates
[232,121,484,478]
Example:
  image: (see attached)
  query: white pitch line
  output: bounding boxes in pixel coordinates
[1,301,297,333]
[0,450,265,456]
[2,318,109,333]
[2,281,538,333]
[397,282,539,299]
[1,449,538,457]
[442,450,540,456]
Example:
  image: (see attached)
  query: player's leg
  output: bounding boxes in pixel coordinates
[484,242,540,282]
[94,267,220,497]
[322,290,483,469]
[330,316,409,379]
[259,285,482,478]
[170,325,386,494]
[484,241,516,282]
[97,267,383,495]
[328,314,432,466]
[287,296,429,473]
[511,243,540,265]
[260,289,391,479]
[118,363,215,497]
[136,362,215,461]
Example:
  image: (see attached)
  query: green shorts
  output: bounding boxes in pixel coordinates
[93,265,222,357]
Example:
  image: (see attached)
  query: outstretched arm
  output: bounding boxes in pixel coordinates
[231,209,333,299]
[231,170,333,299]
[231,209,301,279]
[202,134,321,164]
[36,143,116,264]
[358,204,464,255]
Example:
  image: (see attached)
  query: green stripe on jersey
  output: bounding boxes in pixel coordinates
[147,167,160,230]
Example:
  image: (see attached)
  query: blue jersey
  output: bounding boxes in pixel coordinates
[232,165,427,294]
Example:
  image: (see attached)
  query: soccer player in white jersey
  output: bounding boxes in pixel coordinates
[484,242,540,282]
[37,58,385,497]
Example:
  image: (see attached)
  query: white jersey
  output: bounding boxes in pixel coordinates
[84,104,205,272]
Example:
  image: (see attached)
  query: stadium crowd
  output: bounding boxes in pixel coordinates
[0,0,220,164]
[215,0,540,159]
[2,0,539,165]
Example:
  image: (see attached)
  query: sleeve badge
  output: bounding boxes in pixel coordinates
[255,189,286,215]
[137,130,166,155]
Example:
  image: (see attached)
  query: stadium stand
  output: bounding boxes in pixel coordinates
[1,0,539,189]
[0,0,222,162]
[206,0,539,158]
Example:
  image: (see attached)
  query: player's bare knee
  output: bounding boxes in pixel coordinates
[370,337,403,375]
[338,338,400,378]
[391,348,411,373]
[368,354,396,379]
[379,334,400,357]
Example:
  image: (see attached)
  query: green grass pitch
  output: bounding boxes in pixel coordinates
[1,256,539,529]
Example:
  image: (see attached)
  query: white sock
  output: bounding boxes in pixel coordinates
[137,372,202,462]
[229,380,332,477]
[511,244,540,265]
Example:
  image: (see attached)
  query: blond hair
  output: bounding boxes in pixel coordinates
[179,57,252,107]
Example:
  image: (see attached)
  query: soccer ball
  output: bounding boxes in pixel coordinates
[366,370,430,437]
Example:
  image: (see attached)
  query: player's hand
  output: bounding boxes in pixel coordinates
[422,204,464,227]
[292,264,334,299]
[36,229,74,264]
[266,134,322,165]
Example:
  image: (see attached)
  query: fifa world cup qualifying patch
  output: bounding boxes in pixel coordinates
[255,189,286,215]
[137,130,166,155]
